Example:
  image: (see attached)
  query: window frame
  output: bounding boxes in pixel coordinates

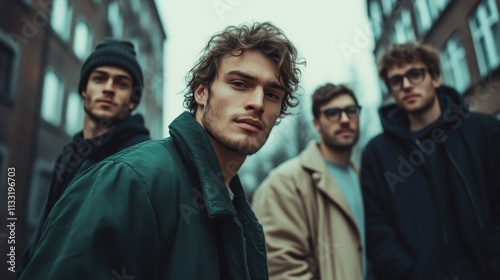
[50,0,73,41]
[40,68,65,127]
[440,33,471,94]
[73,18,93,61]
[0,31,20,105]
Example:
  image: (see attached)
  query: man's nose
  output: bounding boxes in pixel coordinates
[103,78,114,93]
[401,76,413,89]
[245,87,265,113]
[339,111,350,122]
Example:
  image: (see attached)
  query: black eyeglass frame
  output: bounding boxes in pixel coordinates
[386,67,428,91]
[320,105,362,121]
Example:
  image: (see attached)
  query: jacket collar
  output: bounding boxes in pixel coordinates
[300,140,360,237]
[169,112,240,218]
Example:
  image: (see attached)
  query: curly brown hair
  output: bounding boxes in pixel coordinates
[378,43,441,88]
[184,22,305,118]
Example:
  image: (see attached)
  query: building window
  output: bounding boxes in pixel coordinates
[390,9,415,43]
[131,0,141,14]
[50,0,73,40]
[469,0,500,76]
[65,91,84,136]
[369,0,383,40]
[0,32,19,99]
[41,69,64,126]
[381,0,397,15]
[27,160,53,228]
[441,33,471,94]
[108,1,123,38]
[73,19,93,60]
[414,0,451,35]
[140,8,151,30]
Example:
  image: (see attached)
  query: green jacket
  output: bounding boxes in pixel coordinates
[20,112,268,280]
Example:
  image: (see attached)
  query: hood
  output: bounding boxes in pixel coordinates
[379,85,468,140]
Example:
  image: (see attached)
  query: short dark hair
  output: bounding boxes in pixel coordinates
[378,43,441,88]
[312,83,358,119]
[184,22,305,118]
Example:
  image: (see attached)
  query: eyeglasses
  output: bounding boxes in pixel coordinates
[387,68,427,90]
[321,105,362,121]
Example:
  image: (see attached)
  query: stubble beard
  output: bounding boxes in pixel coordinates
[202,95,271,156]
[322,127,359,152]
[404,92,437,116]
[83,98,132,126]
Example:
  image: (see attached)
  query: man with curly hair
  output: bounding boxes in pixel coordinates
[361,42,500,280]
[20,22,304,280]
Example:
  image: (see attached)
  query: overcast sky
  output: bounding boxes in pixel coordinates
[156,0,383,137]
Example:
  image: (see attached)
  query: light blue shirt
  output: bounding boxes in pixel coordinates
[326,160,367,279]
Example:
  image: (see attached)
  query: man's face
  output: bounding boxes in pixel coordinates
[386,61,440,115]
[314,94,360,151]
[194,49,284,156]
[82,66,136,123]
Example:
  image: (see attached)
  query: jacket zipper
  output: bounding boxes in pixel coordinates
[443,146,484,233]
[235,218,251,279]
[443,144,493,279]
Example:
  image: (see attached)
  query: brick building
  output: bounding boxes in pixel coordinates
[0,1,166,277]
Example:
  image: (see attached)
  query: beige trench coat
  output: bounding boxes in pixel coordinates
[253,141,363,280]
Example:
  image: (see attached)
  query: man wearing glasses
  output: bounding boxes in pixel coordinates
[361,42,500,280]
[253,83,367,279]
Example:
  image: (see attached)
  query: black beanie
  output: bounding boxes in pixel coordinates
[78,38,144,104]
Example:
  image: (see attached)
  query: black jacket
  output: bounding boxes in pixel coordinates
[360,86,500,280]
[18,114,150,277]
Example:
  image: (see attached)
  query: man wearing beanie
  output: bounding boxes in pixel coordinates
[17,38,150,278]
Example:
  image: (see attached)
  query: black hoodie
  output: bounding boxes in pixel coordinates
[18,114,150,277]
[360,86,500,280]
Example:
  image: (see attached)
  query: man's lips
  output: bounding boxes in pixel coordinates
[336,129,355,136]
[96,99,115,106]
[403,93,420,102]
[235,118,264,132]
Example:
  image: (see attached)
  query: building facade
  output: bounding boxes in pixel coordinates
[0,1,166,276]
[367,0,500,116]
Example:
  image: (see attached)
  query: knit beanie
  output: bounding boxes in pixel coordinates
[78,38,144,104]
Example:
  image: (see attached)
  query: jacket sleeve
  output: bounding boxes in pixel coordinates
[252,170,317,280]
[20,161,161,280]
[485,117,500,278]
[360,144,414,279]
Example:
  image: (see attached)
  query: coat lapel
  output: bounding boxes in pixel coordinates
[300,141,360,238]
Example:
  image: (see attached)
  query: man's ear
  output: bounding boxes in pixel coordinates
[432,75,441,89]
[128,101,137,111]
[81,90,87,98]
[313,117,321,132]
[194,84,208,107]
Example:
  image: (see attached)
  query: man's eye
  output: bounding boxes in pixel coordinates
[345,107,357,115]
[408,71,422,79]
[266,92,280,100]
[231,81,247,88]
[93,76,105,82]
[325,109,340,116]
[389,76,401,85]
